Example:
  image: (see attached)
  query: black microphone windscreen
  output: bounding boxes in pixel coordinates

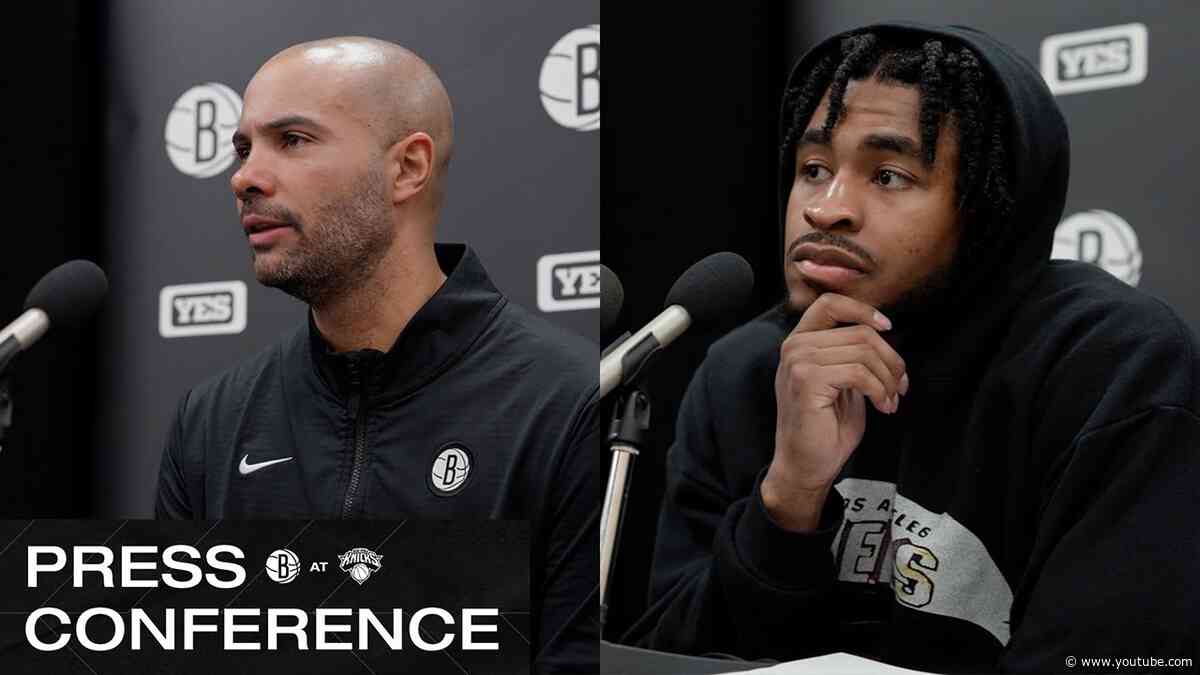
[600,264,624,341]
[23,259,109,328]
[664,252,754,324]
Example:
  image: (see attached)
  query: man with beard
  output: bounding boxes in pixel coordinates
[154,37,598,673]
[624,23,1199,672]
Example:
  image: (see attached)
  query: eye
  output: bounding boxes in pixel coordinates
[234,143,250,161]
[874,168,914,190]
[282,132,309,148]
[799,163,832,183]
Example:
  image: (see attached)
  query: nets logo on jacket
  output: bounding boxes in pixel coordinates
[1051,210,1141,286]
[159,281,248,338]
[164,82,243,177]
[831,478,1013,646]
[1040,23,1147,95]
[539,24,600,131]
[428,445,473,497]
[537,250,600,313]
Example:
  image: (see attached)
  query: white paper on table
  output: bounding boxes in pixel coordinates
[735,652,941,675]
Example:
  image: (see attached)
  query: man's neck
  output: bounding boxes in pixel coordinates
[311,243,448,353]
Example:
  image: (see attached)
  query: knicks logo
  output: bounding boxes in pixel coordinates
[428,444,473,497]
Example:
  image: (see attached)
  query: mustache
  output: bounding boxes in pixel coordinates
[240,199,303,230]
[785,231,877,268]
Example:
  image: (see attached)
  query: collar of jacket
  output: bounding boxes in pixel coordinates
[306,243,508,403]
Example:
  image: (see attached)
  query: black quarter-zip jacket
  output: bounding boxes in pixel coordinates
[156,244,600,673]
[624,22,1200,674]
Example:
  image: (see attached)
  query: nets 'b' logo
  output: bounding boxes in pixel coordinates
[429,445,473,497]
[265,549,300,584]
[540,25,599,131]
[1052,210,1142,286]
[1041,24,1147,95]
[337,547,383,585]
[537,251,600,313]
[159,281,248,338]
[165,82,243,177]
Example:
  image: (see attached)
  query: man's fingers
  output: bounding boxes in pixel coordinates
[807,345,901,399]
[793,293,892,335]
[824,363,895,414]
[783,324,906,381]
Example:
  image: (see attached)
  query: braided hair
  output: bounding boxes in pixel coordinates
[780,32,1015,268]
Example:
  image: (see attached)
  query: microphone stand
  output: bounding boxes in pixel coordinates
[599,375,651,630]
[0,375,12,454]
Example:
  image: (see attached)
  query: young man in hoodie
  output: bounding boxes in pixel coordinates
[625,23,1199,672]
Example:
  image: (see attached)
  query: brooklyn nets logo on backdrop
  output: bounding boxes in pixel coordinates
[1051,210,1142,286]
[165,82,243,178]
[540,24,600,131]
[1040,23,1147,95]
[159,281,248,338]
[537,251,600,312]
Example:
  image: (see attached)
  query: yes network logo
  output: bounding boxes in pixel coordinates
[159,281,248,338]
[1041,23,1147,95]
[537,251,599,313]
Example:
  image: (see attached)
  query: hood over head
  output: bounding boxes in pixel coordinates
[777,21,1070,382]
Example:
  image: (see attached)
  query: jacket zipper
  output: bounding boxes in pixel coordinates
[340,358,369,518]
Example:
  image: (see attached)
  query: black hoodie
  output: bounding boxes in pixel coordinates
[623,22,1200,673]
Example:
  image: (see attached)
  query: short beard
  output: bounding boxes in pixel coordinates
[250,164,394,308]
[781,248,964,327]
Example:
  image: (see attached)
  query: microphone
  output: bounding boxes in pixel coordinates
[0,260,108,374]
[599,264,625,348]
[599,252,753,398]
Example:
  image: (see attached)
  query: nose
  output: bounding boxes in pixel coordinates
[802,174,860,233]
[230,151,276,202]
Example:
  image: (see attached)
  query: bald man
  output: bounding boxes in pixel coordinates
[154,38,600,673]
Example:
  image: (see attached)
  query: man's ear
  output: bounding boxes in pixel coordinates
[387,131,435,205]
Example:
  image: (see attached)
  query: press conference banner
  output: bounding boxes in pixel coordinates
[0,520,530,674]
[96,1,600,517]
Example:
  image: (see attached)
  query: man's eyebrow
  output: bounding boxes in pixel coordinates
[797,128,832,148]
[263,114,327,133]
[232,115,329,145]
[796,129,927,164]
[861,133,924,162]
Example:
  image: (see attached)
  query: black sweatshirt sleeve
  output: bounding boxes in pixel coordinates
[998,407,1200,671]
[154,391,194,519]
[623,358,849,661]
[999,302,1200,671]
[533,397,601,674]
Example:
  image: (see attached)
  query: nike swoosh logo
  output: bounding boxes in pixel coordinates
[238,454,294,476]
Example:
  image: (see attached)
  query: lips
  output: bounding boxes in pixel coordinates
[241,214,292,235]
[792,243,871,289]
[793,244,869,273]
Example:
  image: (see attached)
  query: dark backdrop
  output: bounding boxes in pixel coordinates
[601,3,787,639]
[0,0,101,517]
